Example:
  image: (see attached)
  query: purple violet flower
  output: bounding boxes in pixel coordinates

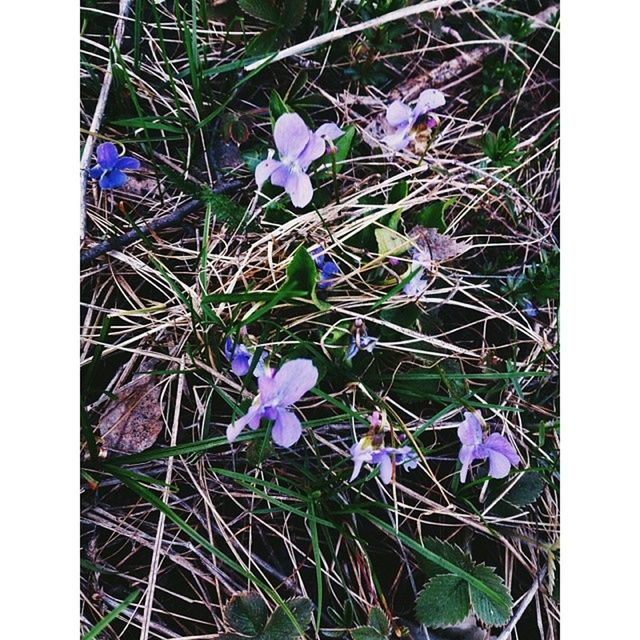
[255,114,343,208]
[88,142,140,190]
[312,249,341,289]
[350,439,415,485]
[227,359,318,448]
[224,337,267,377]
[384,89,446,152]
[457,411,520,482]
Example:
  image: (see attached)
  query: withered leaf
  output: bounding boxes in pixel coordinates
[98,375,164,453]
[410,226,469,265]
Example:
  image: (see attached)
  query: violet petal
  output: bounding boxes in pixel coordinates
[272,408,302,447]
[274,113,311,160]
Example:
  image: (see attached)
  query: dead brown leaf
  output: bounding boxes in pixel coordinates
[98,375,164,453]
[410,226,470,266]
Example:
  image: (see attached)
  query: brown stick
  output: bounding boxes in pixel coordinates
[392,4,559,100]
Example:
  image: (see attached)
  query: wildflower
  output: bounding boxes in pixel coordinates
[457,411,520,482]
[88,142,140,189]
[224,336,267,377]
[350,438,415,484]
[345,318,378,363]
[255,113,343,208]
[312,248,341,289]
[227,359,318,448]
[384,89,446,152]
[521,298,538,318]
[403,268,429,298]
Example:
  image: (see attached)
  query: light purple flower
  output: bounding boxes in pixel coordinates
[350,439,415,485]
[255,114,343,208]
[227,359,318,448]
[384,89,446,151]
[346,334,378,363]
[403,268,428,298]
[89,142,140,189]
[457,411,520,482]
[224,337,267,377]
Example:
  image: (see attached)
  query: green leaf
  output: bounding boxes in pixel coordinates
[238,0,281,23]
[286,245,317,295]
[225,592,269,635]
[281,0,306,28]
[419,538,473,579]
[246,28,282,57]
[264,597,313,639]
[351,626,384,640]
[503,472,545,507]
[333,125,356,166]
[416,199,455,232]
[246,435,274,467]
[368,607,389,636]
[374,227,410,256]
[468,565,513,627]
[269,89,289,129]
[415,575,470,628]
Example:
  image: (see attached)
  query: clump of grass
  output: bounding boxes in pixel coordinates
[81,1,559,638]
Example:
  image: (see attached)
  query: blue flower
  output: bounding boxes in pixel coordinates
[311,248,341,289]
[521,298,538,318]
[88,142,140,190]
[224,336,267,378]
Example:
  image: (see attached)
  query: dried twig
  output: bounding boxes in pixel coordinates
[79,180,240,268]
[80,0,134,241]
[393,4,559,100]
[244,0,460,71]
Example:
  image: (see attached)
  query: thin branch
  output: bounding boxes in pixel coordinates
[495,567,548,640]
[244,0,460,71]
[393,4,559,100]
[80,0,134,241]
[79,179,240,268]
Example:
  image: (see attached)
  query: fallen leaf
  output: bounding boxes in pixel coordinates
[98,375,164,453]
[410,226,469,266]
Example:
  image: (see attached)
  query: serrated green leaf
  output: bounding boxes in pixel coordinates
[214,634,248,640]
[264,597,313,639]
[224,592,269,635]
[504,472,545,507]
[351,626,384,640]
[238,0,281,23]
[420,538,473,578]
[367,607,389,636]
[246,28,282,57]
[415,575,470,628]
[281,0,306,28]
[468,565,513,627]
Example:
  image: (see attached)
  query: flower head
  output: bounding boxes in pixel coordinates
[457,411,520,482]
[384,89,446,152]
[227,359,318,448]
[224,336,267,377]
[88,142,140,189]
[350,437,415,485]
[255,113,343,208]
[345,318,378,363]
[312,248,341,289]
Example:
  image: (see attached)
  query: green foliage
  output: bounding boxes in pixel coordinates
[481,127,522,167]
[269,89,289,129]
[199,189,246,229]
[333,125,356,166]
[238,0,306,28]
[219,593,312,640]
[285,245,329,310]
[502,471,546,507]
[468,565,514,627]
[350,606,390,640]
[481,54,527,103]
[416,199,456,232]
[502,249,560,305]
[415,575,471,628]
[415,541,513,628]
